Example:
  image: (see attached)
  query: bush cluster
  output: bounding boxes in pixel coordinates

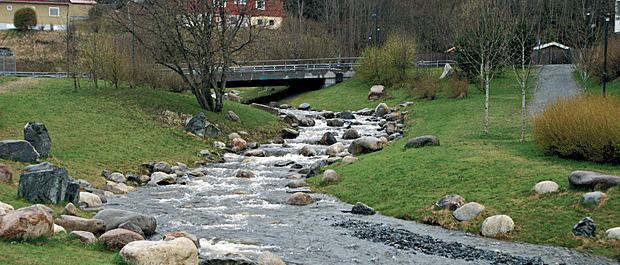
[409,70,441,100]
[14,7,37,31]
[355,34,417,88]
[447,77,469,99]
[532,93,620,164]
[592,36,620,83]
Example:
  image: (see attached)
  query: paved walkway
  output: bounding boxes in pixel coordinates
[528,64,582,114]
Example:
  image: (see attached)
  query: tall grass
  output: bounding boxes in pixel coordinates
[533,93,620,164]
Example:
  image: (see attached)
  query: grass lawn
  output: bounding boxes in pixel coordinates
[291,71,620,259]
[0,76,286,264]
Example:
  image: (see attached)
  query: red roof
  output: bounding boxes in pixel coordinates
[0,0,71,4]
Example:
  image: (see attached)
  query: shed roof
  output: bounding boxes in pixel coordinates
[533,42,570,51]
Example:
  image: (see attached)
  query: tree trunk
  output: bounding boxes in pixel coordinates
[521,87,526,143]
[484,72,489,135]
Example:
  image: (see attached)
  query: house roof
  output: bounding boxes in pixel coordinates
[533,42,570,51]
[0,0,71,4]
[70,0,96,4]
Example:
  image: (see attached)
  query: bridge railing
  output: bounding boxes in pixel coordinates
[230,57,360,73]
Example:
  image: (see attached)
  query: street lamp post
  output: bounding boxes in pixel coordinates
[603,13,610,96]
[371,5,379,47]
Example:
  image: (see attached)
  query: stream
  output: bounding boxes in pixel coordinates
[102,106,617,265]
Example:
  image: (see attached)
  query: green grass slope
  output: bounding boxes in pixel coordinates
[293,74,620,259]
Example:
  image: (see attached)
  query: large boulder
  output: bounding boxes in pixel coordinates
[481,215,514,237]
[453,202,485,221]
[348,137,383,155]
[99,228,145,250]
[532,181,559,194]
[286,192,315,206]
[573,217,596,238]
[374,103,390,117]
[0,163,12,183]
[368,85,386,100]
[120,237,198,265]
[79,192,103,208]
[0,204,54,240]
[435,194,466,210]
[184,113,207,138]
[0,140,39,163]
[405,135,440,148]
[568,171,620,189]
[93,209,157,236]
[54,215,106,235]
[342,129,360,140]
[319,132,338,146]
[24,122,51,158]
[18,167,79,205]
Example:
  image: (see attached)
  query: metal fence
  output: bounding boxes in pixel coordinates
[0,48,16,74]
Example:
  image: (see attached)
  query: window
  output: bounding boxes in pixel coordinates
[234,0,246,4]
[269,19,274,26]
[256,0,265,10]
[257,19,263,25]
[49,7,59,17]
[7,5,12,11]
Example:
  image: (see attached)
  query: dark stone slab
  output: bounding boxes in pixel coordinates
[24,122,51,158]
[18,167,79,205]
[0,140,39,163]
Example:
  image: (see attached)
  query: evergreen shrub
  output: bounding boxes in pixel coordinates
[532,93,620,164]
[14,7,37,31]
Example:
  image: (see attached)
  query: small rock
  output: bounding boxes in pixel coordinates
[105,181,136,194]
[184,113,207,138]
[582,191,605,204]
[139,175,151,183]
[54,224,66,235]
[149,172,177,185]
[435,194,466,210]
[205,123,220,138]
[348,137,383,155]
[226,92,241,103]
[342,129,360,140]
[153,162,172,174]
[22,162,53,173]
[351,202,375,215]
[236,169,255,178]
[533,181,559,194]
[79,192,103,208]
[126,174,139,183]
[281,113,299,125]
[374,103,390,117]
[300,145,317,157]
[69,231,97,244]
[0,201,14,215]
[298,103,311,110]
[319,132,338,146]
[285,180,309,188]
[321,169,339,183]
[228,133,241,140]
[326,119,345,127]
[286,192,315,206]
[281,128,299,139]
[101,170,112,178]
[227,111,242,123]
[99,228,145,250]
[199,150,211,157]
[244,149,265,157]
[481,215,514,237]
[299,117,315,127]
[573,217,596,237]
[368,85,386,100]
[0,163,12,183]
[60,203,78,216]
[453,202,485,221]
[342,156,359,164]
[163,231,200,249]
[108,172,127,183]
[605,227,620,240]
[337,111,355,119]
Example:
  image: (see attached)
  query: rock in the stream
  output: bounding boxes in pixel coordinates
[325,143,345,157]
[0,140,39,163]
[256,251,286,265]
[481,215,514,237]
[342,129,360,140]
[281,113,299,125]
[244,149,265,157]
[435,194,466,211]
[69,231,98,244]
[149,172,177,185]
[163,231,200,249]
[285,180,309,188]
[573,217,596,238]
[120,237,198,265]
[374,103,390,117]
[568,171,620,189]
[348,137,383,155]
[286,192,315,206]
[453,202,485,221]
[299,117,315,127]
[119,221,146,239]
[99,228,145,250]
[351,202,375,215]
[24,121,51,158]
[337,111,355,120]
[281,128,299,139]
[105,181,136,194]
[0,204,54,240]
[318,132,338,145]
[236,169,255,178]
[300,145,317,157]
[18,167,79,205]
[54,215,106,235]
[93,209,157,236]
[326,119,345,127]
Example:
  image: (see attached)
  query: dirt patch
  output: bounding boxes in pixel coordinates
[0,77,40,93]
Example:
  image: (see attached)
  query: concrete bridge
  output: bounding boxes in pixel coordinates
[224,57,358,89]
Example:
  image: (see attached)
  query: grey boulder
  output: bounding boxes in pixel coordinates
[93,209,157,236]
[405,135,440,148]
[348,137,383,155]
[184,113,207,138]
[24,122,51,158]
[435,194,466,211]
[351,202,375,215]
[18,167,79,205]
[568,171,620,189]
[22,162,53,173]
[0,140,39,163]
[453,202,485,221]
[573,216,596,238]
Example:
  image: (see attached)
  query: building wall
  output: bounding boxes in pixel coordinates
[250,16,281,29]
[0,2,93,30]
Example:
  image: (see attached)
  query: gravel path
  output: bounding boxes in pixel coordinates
[528,65,581,114]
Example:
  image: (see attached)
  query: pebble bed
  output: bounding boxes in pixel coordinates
[333,219,552,265]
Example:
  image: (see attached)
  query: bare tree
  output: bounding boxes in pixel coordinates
[106,0,268,112]
[454,2,508,135]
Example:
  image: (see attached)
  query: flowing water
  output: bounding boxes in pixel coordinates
[103,107,616,265]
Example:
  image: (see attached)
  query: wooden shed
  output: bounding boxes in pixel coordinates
[532,42,572,65]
